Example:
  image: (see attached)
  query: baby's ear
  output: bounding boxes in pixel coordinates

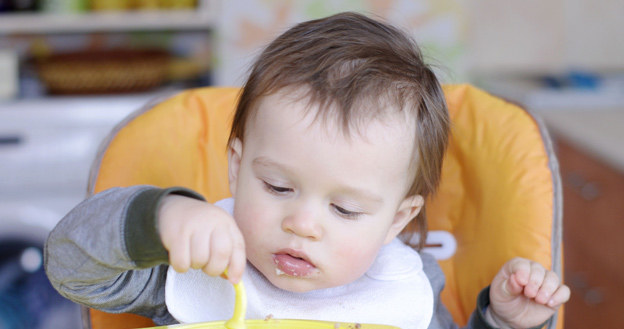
[227,138,243,196]
[384,195,424,244]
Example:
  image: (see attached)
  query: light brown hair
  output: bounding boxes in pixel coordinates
[228,12,450,249]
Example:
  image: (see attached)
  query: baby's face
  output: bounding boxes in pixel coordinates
[228,89,421,292]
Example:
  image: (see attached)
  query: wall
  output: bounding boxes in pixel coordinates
[212,0,624,87]
[212,0,468,86]
[466,0,624,74]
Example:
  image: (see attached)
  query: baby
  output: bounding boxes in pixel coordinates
[46,12,569,329]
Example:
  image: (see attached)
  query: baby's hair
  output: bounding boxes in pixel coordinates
[229,12,450,249]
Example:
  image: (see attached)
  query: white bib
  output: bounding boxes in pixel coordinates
[165,198,433,329]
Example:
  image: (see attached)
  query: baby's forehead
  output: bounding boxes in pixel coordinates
[249,87,417,141]
[245,90,419,183]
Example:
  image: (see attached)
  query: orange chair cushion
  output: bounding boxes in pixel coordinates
[93,87,238,202]
[89,309,154,329]
[430,85,557,326]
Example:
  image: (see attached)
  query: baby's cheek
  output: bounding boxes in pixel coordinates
[334,242,379,278]
[234,208,264,233]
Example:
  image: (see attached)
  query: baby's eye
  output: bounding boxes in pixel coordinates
[332,204,363,219]
[263,181,293,195]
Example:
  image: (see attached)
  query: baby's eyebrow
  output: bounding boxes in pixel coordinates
[252,157,295,175]
[339,187,384,206]
[251,156,296,176]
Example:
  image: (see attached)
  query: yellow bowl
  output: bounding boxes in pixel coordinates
[144,280,400,329]
[152,319,397,329]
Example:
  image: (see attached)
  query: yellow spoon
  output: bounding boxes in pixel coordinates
[224,281,246,329]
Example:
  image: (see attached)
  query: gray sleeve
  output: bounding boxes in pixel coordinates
[44,185,204,325]
[420,251,495,329]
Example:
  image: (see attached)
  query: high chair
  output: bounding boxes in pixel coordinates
[83,85,563,329]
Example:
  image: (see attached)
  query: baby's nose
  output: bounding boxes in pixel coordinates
[281,207,323,240]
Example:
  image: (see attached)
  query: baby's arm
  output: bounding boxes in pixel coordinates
[487,258,570,328]
[44,186,208,323]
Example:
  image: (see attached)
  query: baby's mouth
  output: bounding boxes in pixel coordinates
[273,250,317,277]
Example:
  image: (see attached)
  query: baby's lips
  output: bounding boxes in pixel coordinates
[274,253,316,277]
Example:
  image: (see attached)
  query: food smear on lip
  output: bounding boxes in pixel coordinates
[273,253,317,277]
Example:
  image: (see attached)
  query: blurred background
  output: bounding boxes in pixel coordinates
[0,0,622,328]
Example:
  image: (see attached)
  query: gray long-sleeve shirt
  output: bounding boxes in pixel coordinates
[43,185,522,329]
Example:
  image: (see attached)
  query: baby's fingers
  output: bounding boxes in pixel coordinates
[546,284,571,308]
[189,233,210,269]
[534,270,560,304]
[499,257,530,297]
[524,261,547,298]
[506,258,531,284]
[202,224,246,283]
[226,238,246,284]
[168,239,191,273]
[221,223,246,284]
[503,272,524,297]
[202,229,234,277]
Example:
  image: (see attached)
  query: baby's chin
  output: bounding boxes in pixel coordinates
[262,268,361,293]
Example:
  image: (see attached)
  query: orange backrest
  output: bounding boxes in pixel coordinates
[427,85,563,329]
[85,85,563,329]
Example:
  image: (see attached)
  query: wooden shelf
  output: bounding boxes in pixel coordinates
[0,1,217,34]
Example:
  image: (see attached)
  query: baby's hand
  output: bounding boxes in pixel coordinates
[158,195,246,284]
[488,257,570,329]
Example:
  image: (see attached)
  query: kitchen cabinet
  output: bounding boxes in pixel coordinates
[0,92,162,199]
[555,137,624,329]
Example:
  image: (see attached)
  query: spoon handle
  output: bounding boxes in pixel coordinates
[224,282,247,329]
